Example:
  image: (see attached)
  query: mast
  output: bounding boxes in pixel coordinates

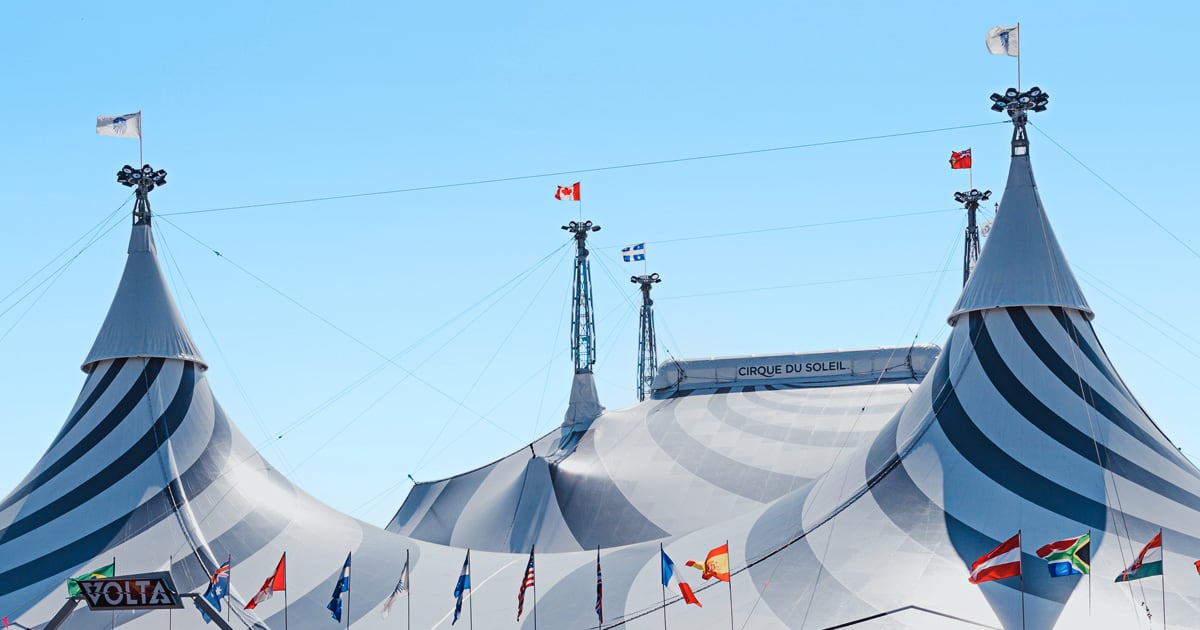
[989,85,1049,156]
[562,220,601,373]
[631,273,661,401]
[955,188,991,285]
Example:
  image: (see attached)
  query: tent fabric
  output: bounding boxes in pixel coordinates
[81,224,207,372]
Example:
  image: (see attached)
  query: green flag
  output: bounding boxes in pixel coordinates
[66,562,115,597]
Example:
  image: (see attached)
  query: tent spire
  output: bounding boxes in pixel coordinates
[631,272,661,401]
[82,163,206,371]
[556,220,604,454]
[949,86,1092,322]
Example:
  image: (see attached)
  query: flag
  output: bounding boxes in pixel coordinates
[3,616,8,628]
[197,557,231,623]
[1036,534,1091,577]
[980,219,995,238]
[1115,532,1164,582]
[595,548,603,624]
[327,552,351,622]
[968,532,1022,584]
[949,149,972,169]
[686,543,731,582]
[452,550,471,625]
[245,553,287,610]
[67,562,115,597]
[661,548,701,607]
[96,112,142,139]
[555,182,581,201]
[516,546,535,621]
[381,556,409,619]
[1194,559,1200,576]
[986,26,1019,57]
[621,243,646,263]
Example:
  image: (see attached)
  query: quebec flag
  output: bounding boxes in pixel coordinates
[327,552,351,622]
[622,243,646,262]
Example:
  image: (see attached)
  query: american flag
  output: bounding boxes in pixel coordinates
[517,546,536,621]
[595,548,604,624]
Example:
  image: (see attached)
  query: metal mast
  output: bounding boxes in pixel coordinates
[631,272,661,401]
[990,85,1049,157]
[955,188,991,285]
[562,220,601,373]
[117,163,168,224]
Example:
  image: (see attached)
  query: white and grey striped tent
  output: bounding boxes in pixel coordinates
[4,105,1199,628]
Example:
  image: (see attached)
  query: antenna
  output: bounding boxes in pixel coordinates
[561,220,601,374]
[989,86,1049,157]
[954,188,992,285]
[631,272,662,401]
[117,163,167,226]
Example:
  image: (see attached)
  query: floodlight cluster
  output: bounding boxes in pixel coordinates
[990,87,1049,115]
[116,164,168,192]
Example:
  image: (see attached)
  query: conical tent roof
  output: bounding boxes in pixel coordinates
[949,150,1091,321]
[82,223,207,371]
[732,116,1200,627]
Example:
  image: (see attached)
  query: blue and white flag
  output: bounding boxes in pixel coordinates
[327,552,351,622]
[381,556,409,619]
[196,557,230,624]
[986,26,1019,57]
[621,243,646,262]
[452,550,471,625]
[96,112,142,138]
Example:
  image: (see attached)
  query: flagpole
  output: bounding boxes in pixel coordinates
[1087,531,1092,618]
[1016,23,1022,93]
[726,540,735,630]
[969,148,973,190]
[532,546,539,630]
[1018,530,1026,630]
[346,555,351,630]
[660,543,668,630]
[1160,529,1166,630]
[138,111,143,166]
[284,552,289,630]
[406,549,411,630]
[168,555,173,630]
[112,556,117,630]
[227,554,232,624]
[468,551,474,630]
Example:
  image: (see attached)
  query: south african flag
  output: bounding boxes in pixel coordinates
[1036,533,1090,577]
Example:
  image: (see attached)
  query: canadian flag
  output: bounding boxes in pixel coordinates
[245,553,287,610]
[555,182,581,201]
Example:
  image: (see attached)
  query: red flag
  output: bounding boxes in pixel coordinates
[3,616,8,628]
[969,532,1022,584]
[949,149,972,169]
[245,553,287,610]
[555,182,581,201]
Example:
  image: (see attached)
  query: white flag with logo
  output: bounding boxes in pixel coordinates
[986,26,1019,57]
[96,112,141,138]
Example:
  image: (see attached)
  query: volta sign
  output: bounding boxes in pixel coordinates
[77,571,184,611]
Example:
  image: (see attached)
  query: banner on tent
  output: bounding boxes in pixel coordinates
[78,572,184,611]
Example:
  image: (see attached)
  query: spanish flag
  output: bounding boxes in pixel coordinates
[687,543,731,582]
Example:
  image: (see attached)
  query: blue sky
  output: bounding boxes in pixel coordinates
[2,2,1198,526]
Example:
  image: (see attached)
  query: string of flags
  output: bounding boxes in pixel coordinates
[22,532,1199,628]
[969,530,1170,585]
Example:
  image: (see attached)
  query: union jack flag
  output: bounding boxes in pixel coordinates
[198,557,230,623]
[517,546,536,621]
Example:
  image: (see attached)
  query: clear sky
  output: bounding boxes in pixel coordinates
[2,1,1198,527]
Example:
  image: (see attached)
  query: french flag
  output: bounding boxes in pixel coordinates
[660,546,701,607]
[969,532,1023,584]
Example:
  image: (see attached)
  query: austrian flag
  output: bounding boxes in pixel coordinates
[969,532,1022,584]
